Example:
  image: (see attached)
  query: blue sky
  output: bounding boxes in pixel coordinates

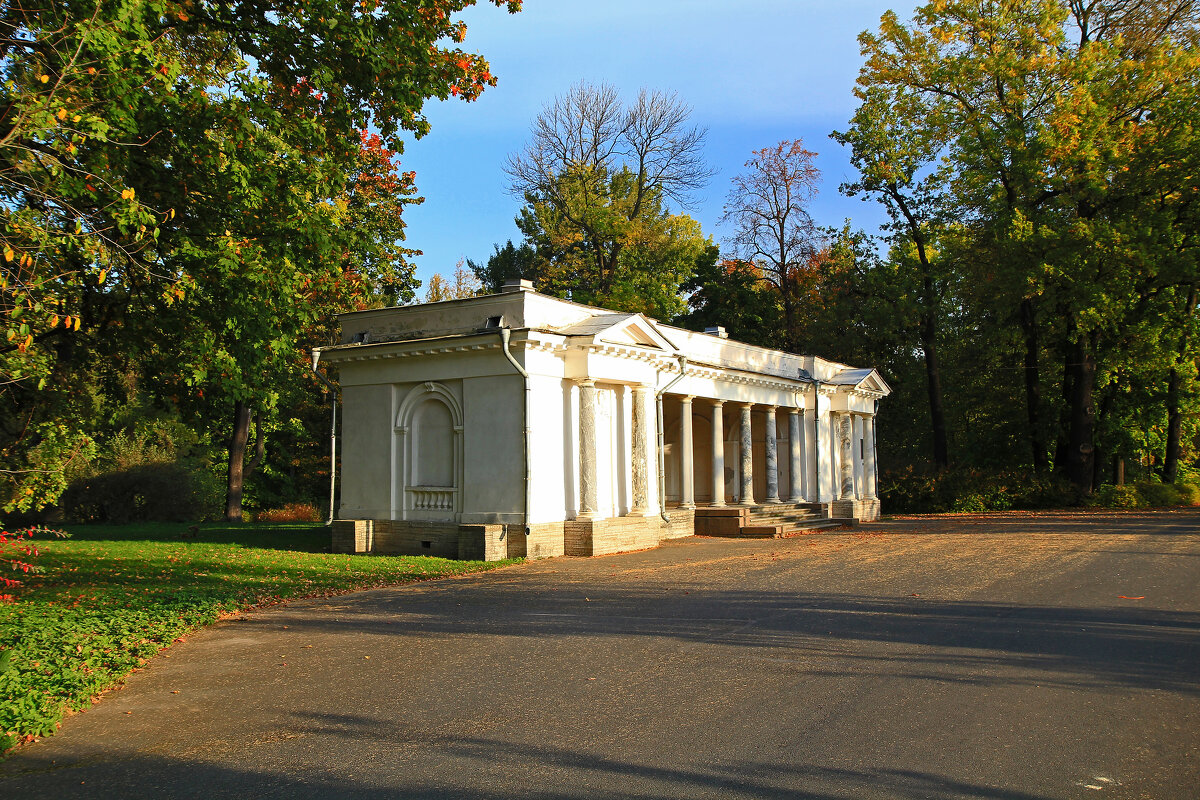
[398,0,920,291]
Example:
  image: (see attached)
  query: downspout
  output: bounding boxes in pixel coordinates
[310,348,338,526]
[655,356,688,522]
[499,328,532,538]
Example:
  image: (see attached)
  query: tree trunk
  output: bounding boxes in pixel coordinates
[1093,388,1113,490]
[919,306,949,470]
[1065,333,1098,494]
[1019,299,1048,472]
[1113,455,1124,486]
[891,187,949,471]
[1163,284,1196,484]
[224,401,252,522]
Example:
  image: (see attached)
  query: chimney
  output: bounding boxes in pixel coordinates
[501,278,535,293]
[704,325,729,339]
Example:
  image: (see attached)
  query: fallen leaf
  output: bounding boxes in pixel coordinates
[1117,595,1145,600]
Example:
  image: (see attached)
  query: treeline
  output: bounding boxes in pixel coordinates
[474,1,1200,504]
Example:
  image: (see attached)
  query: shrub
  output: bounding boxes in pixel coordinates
[880,466,1076,514]
[58,464,222,524]
[254,503,322,523]
[1091,484,1142,509]
[1134,480,1183,508]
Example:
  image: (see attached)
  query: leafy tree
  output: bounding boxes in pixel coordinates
[468,239,536,293]
[851,0,1200,491]
[503,81,714,318]
[1,0,522,516]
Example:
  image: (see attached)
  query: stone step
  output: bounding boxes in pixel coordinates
[713,518,852,539]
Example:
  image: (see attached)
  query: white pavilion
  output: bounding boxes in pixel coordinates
[317,280,889,560]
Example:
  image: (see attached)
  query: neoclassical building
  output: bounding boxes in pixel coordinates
[318,280,889,560]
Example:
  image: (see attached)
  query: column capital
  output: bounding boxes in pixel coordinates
[575,378,596,389]
[739,401,755,410]
[632,383,653,395]
[711,398,725,408]
[679,394,695,404]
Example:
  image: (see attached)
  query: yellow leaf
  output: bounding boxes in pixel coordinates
[73,317,81,331]
[57,108,67,121]
[73,114,81,122]
[39,74,49,84]
[98,269,106,283]
[49,314,59,327]
[3,248,12,262]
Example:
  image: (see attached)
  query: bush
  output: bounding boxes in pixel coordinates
[880,466,1076,514]
[58,463,222,524]
[1091,483,1142,509]
[254,503,322,523]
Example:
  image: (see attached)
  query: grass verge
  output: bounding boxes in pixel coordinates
[0,521,518,755]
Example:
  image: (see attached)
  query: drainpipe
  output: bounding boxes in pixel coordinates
[310,348,338,526]
[655,356,688,522]
[499,328,532,538]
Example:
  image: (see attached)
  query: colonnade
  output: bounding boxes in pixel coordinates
[575,379,878,519]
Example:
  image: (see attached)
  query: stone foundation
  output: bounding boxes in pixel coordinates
[331,519,507,560]
[334,510,695,560]
[829,498,881,522]
[564,509,694,557]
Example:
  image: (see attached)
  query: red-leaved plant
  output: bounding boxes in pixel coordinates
[1,526,67,602]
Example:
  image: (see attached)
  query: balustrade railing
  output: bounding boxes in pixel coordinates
[407,486,457,513]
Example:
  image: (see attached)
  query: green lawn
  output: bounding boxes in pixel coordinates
[0,522,519,754]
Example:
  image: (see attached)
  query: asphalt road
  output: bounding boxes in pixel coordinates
[2,510,1198,799]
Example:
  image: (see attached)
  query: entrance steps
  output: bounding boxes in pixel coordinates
[693,503,853,539]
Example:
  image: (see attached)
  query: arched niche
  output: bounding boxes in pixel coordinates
[393,382,464,521]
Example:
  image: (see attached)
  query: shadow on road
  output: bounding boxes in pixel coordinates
[284,586,1200,695]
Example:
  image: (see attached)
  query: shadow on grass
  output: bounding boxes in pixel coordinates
[57,521,331,553]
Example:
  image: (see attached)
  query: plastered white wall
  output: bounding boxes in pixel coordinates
[338,383,393,519]
[461,375,524,524]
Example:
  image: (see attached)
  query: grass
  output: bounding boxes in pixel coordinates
[0,521,519,755]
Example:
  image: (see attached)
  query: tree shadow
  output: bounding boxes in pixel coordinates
[0,728,1059,800]
[276,583,1200,695]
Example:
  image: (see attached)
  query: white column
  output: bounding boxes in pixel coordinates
[837,412,855,501]
[805,407,818,502]
[764,406,780,503]
[578,379,599,518]
[631,384,652,515]
[864,414,878,500]
[680,396,695,509]
[788,409,803,502]
[739,403,754,505]
[711,400,725,507]
[852,413,865,500]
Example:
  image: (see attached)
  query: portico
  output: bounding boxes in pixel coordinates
[318,281,889,560]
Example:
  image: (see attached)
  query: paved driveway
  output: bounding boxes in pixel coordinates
[3,510,1199,799]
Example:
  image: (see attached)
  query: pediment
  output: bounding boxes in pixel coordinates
[559,313,678,352]
[829,367,892,396]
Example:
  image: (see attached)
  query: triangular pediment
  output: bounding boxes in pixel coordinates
[829,367,892,396]
[559,313,678,352]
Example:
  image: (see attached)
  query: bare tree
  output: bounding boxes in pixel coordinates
[504,81,713,296]
[720,140,823,351]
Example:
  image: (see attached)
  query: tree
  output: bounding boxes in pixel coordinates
[1,0,522,516]
[503,81,714,317]
[468,240,535,293]
[834,90,955,470]
[851,0,1200,492]
[720,140,825,354]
